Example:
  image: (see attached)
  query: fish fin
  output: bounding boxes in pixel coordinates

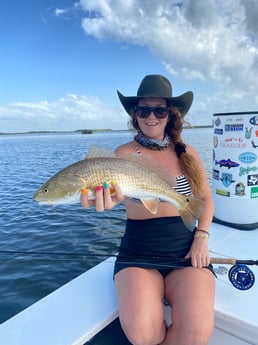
[178,196,205,231]
[141,198,160,214]
[124,154,176,187]
[86,146,117,159]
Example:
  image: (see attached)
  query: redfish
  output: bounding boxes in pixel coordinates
[33,147,205,231]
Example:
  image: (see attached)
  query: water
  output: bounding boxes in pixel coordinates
[0,128,213,323]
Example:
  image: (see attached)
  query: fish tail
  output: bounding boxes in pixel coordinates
[178,196,205,231]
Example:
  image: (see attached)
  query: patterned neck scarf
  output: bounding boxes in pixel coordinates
[134,131,171,151]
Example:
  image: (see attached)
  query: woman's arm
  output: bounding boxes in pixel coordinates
[185,145,214,268]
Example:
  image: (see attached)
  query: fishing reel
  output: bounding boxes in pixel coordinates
[228,264,255,290]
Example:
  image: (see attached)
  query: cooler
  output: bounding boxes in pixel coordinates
[212,111,258,230]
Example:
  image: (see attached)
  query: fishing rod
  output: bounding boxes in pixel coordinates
[0,250,256,290]
[0,249,257,265]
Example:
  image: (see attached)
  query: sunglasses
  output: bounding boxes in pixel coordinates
[134,106,170,119]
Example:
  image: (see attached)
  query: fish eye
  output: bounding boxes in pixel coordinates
[43,188,48,193]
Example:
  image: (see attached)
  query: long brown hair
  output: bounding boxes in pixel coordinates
[165,107,204,195]
[130,105,204,195]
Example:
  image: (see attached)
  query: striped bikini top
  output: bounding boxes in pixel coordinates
[174,175,193,196]
[130,175,193,204]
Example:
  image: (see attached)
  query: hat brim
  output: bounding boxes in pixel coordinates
[117,90,193,117]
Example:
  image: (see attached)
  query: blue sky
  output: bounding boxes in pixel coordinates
[1,0,258,133]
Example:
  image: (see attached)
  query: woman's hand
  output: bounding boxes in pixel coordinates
[185,237,210,268]
[80,181,124,212]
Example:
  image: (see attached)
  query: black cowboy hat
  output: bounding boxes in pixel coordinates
[117,74,193,116]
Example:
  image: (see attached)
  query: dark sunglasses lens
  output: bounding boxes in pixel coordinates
[154,108,169,119]
[135,107,169,119]
[135,107,149,118]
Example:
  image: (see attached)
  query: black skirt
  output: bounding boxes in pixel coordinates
[114,216,214,277]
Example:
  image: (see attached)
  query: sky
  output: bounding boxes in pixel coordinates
[1,0,258,133]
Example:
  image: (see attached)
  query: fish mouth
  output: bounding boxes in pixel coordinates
[33,190,81,205]
[34,200,54,205]
[33,193,55,205]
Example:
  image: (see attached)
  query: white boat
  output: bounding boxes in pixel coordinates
[1,112,258,344]
[0,221,257,345]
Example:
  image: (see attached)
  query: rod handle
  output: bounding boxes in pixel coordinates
[210,257,237,265]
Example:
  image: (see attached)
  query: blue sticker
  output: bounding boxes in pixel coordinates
[249,116,258,126]
[239,152,257,164]
[215,128,223,135]
[225,124,244,131]
[215,159,240,169]
[220,173,235,187]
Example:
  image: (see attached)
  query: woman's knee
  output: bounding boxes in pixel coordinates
[173,318,214,345]
[120,317,166,345]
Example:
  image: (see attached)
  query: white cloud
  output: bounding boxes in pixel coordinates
[4,0,258,132]
[77,0,258,114]
[0,95,128,132]
[54,8,68,17]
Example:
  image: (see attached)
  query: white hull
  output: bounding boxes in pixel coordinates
[0,222,257,345]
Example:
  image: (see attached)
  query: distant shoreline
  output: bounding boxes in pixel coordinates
[0,125,212,136]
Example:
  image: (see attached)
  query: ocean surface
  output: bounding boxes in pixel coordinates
[0,128,213,323]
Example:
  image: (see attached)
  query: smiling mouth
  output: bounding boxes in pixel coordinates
[145,121,159,126]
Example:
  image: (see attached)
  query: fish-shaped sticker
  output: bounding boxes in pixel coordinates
[215,159,240,169]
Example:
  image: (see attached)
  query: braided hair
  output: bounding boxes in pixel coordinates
[165,107,204,195]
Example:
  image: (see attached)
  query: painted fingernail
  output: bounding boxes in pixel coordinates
[103,181,109,189]
[110,187,116,195]
[81,188,88,195]
[111,180,116,185]
[96,185,103,192]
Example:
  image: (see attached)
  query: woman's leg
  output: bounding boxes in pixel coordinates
[115,267,166,345]
[161,267,215,345]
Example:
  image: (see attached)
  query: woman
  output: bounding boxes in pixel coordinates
[81,75,215,345]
